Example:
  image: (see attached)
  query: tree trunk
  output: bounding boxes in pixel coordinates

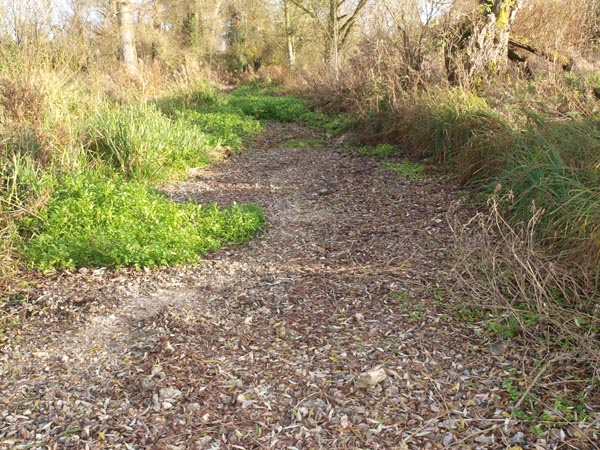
[289,0,367,71]
[445,0,522,85]
[283,0,296,66]
[116,0,138,75]
[329,0,339,79]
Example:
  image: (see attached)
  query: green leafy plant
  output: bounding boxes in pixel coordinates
[359,143,398,157]
[283,138,325,148]
[175,109,261,149]
[226,91,310,122]
[486,311,540,338]
[20,174,265,269]
[379,161,425,179]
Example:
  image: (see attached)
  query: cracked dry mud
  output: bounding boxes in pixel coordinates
[1,123,598,449]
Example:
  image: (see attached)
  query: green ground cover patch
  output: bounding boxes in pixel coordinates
[359,143,399,157]
[174,110,261,149]
[284,138,326,148]
[379,161,425,179]
[20,175,264,270]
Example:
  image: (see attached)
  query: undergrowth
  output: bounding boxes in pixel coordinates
[2,80,322,273]
[376,86,600,268]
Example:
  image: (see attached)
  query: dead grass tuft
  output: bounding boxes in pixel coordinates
[0,78,45,128]
[450,189,600,367]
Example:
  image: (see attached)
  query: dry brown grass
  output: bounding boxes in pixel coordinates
[0,78,45,128]
[513,0,596,53]
[450,190,600,366]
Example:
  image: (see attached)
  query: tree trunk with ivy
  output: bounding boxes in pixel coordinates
[445,0,522,85]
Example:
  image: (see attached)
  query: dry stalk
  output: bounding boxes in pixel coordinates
[450,190,600,367]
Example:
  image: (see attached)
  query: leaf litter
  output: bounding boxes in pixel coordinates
[1,122,598,449]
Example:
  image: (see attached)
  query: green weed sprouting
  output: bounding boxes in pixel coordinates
[283,138,325,148]
[379,161,425,179]
[358,143,399,157]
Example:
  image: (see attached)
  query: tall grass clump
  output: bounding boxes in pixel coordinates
[87,103,214,183]
[384,88,513,182]
[497,118,600,264]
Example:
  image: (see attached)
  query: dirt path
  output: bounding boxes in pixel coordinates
[1,124,597,449]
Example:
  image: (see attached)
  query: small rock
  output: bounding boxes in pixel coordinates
[356,367,397,388]
[356,367,388,388]
[162,401,173,410]
[444,433,454,447]
[509,432,526,444]
[188,403,201,410]
[141,378,155,391]
[236,393,247,405]
[220,394,233,405]
[159,387,182,401]
[355,312,365,323]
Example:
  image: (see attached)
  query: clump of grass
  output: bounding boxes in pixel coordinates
[358,143,399,157]
[153,80,223,115]
[387,89,509,174]
[87,103,213,183]
[306,110,355,134]
[375,86,600,266]
[20,174,265,270]
[379,161,425,179]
